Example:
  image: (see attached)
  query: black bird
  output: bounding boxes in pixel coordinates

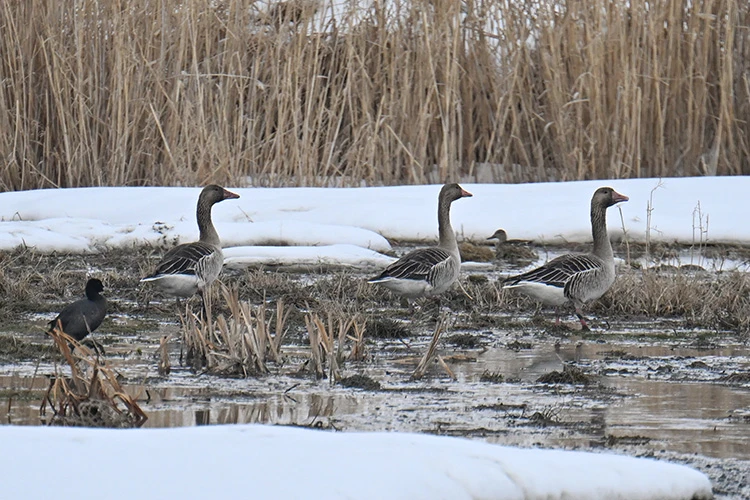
[48,278,107,342]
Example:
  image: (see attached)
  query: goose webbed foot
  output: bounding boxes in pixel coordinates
[576,311,591,332]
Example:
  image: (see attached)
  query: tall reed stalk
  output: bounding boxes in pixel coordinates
[1,0,748,190]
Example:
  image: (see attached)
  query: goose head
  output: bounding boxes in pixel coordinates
[440,183,473,203]
[84,278,104,299]
[592,187,628,209]
[200,184,240,207]
[487,228,508,242]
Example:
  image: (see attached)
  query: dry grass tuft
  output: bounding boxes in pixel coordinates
[302,310,367,380]
[479,370,504,383]
[41,324,147,428]
[595,268,750,333]
[536,365,592,385]
[2,0,748,189]
[339,374,381,390]
[181,284,290,376]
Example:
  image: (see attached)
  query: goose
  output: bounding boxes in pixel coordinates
[141,185,239,299]
[502,187,628,329]
[48,278,107,342]
[487,229,533,245]
[487,229,537,263]
[368,183,473,298]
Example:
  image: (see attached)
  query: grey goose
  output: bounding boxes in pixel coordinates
[487,228,537,263]
[368,183,473,299]
[141,185,239,299]
[502,187,628,329]
[48,278,107,342]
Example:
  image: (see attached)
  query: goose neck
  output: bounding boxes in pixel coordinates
[197,201,220,246]
[437,197,457,253]
[591,203,613,260]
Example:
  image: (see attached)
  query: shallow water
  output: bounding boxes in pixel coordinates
[3,322,748,462]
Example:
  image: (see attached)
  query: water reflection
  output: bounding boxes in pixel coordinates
[1,337,748,461]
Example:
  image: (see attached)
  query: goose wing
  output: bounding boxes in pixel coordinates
[371,247,452,282]
[148,242,217,277]
[504,253,602,289]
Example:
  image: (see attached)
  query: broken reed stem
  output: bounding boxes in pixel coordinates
[411,315,450,381]
[617,205,630,267]
[305,314,326,379]
[42,325,147,427]
[158,335,171,376]
[347,316,368,361]
[269,299,290,363]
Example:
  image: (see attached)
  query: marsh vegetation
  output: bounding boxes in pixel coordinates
[1,244,749,495]
[1,0,749,190]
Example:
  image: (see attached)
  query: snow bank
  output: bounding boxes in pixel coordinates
[0,177,747,261]
[0,424,712,500]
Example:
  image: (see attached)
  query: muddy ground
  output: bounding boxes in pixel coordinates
[0,245,749,499]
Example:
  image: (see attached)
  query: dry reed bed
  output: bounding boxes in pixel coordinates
[180,282,369,380]
[1,0,748,190]
[181,284,289,375]
[595,268,750,332]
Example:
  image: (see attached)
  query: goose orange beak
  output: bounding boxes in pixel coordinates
[223,189,240,200]
[461,188,473,198]
[612,191,628,204]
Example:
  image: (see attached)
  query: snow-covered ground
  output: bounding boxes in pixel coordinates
[0,424,712,500]
[0,177,744,267]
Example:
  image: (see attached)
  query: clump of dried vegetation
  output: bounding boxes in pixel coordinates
[41,325,147,427]
[595,268,750,333]
[302,310,368,380]
[181,284,290,376]
[1,0,748,190]
[479,370,504,384]
[537,365,592,385]
[181,281,372,380]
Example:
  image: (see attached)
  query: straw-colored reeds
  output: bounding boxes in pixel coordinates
[1,0,747,190]
[180,283,290,376]
[303,310,367,380]
[42,323,147,427]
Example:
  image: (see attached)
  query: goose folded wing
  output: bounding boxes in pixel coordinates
[561,254,606,295]
[506,253,601,288]
[379,247,452,281]
[152,242,216,276]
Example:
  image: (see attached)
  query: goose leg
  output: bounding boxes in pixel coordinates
[197,289,207,321]
[431,296,442,322]
[575,309,590,331]
[200,286,214,338]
